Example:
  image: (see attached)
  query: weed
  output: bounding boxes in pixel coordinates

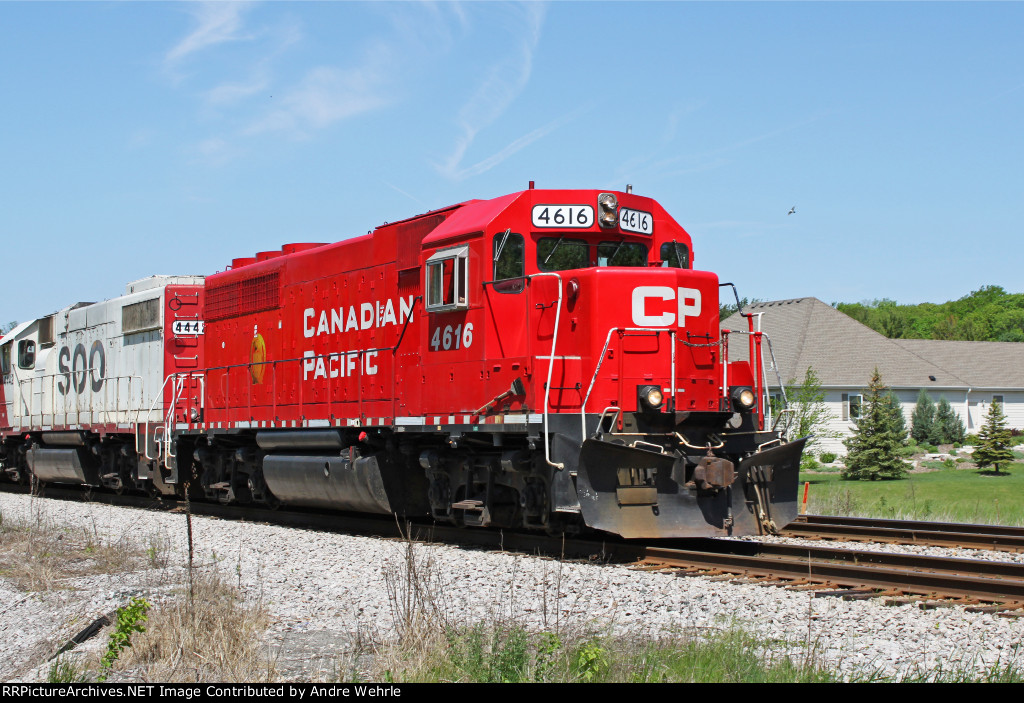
[573,640,609,681]
[47,656,88,683]
[120,569,272,682]
[97,598,150,682]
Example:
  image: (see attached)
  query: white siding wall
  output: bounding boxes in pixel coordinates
[783,388,1022,457]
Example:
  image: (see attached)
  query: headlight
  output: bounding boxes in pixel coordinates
[731,386,756,411]
[638,384,664,410]
[598,192,618,228]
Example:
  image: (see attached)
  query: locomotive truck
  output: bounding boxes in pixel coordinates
[0,186,804,538]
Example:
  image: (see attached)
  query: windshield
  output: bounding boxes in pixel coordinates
[537,237,649,272]
[597,241,647,267]
[537,237,588,271]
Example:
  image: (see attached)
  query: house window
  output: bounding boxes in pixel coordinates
[425,246,470,311]
[993,395,1004,405]
[842,393,863,421]
[18,340,35,370]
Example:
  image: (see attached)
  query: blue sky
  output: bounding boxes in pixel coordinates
[2,1,1022,325]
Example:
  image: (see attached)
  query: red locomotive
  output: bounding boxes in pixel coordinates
[1,186,804,538]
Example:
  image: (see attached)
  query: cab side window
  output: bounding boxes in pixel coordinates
[425,246,470,311]
[493,232,525,293]
[1,343,10,375]
[660,242,690,269]
[18,340,35,369]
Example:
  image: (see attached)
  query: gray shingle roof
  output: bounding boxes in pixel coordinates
[721,297,1024,390]
[893,338,1024,389]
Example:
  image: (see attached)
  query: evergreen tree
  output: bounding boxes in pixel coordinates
[910,390,940,445]
[973,401,1014,474]
[935,396,966,445]
[884,393,907,438]
[842,369,909,480]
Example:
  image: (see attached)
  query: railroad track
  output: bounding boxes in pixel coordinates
[782,514,1024,553]
[5,484,1024,612]
[629,540,1024,612]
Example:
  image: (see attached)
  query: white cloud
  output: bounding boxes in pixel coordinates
[446,107,585,180]
[191,136,245,167]
[205,73,270,106]
[243,53,392,138]
[166,2,254,66]
[437,2,547,180]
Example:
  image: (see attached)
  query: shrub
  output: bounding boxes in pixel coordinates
[819,452,837,464]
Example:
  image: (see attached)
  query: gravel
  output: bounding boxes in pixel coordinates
[2,491,1022,682]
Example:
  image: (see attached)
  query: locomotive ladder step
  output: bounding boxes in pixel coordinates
[451,499,484,511]
[209,482,231,490]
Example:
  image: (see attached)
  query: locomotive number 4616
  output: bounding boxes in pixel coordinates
[430,323,474,351]
[531,204,594,228]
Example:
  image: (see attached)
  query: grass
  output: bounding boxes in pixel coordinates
[114,568,273,682]
[800,461,1024,524]
[0,500,142,591]
[0,496,273,682]
[368,624,842,683]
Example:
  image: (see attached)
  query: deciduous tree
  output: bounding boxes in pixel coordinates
[784,366,840,460]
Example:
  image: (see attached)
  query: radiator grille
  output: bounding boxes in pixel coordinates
[122,298,161,334]
[206,271,280,321]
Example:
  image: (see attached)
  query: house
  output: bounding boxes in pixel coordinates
[721,297,1024,455]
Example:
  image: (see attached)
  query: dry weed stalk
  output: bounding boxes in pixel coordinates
[382,523,454,648]
[119,567,273,682]
[0,500,144,591]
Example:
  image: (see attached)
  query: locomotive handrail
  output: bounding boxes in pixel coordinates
[199,346,394,427]
[526,272,564,470]
[18,371,146,429]
[721,327,788,431]
[138,372,180,462]
[580,326,677,443]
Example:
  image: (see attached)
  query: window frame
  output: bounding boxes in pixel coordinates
[425,246,470,312]
[492,231,526,294]
[17,339,35,370]
[842,393,863,421]
[659,241,690,269]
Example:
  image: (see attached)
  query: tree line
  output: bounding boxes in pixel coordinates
[835,285,1024,342]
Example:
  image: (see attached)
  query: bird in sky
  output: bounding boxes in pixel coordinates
[787,206,796,216]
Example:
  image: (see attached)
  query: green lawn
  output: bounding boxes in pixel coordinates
[799,462,1024,525]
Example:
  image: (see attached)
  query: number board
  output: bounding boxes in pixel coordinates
[619,208,653,235]
[172,320,205,336]
[531,205,594,228]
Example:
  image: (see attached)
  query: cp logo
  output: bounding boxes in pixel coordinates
[631,286,702,327]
